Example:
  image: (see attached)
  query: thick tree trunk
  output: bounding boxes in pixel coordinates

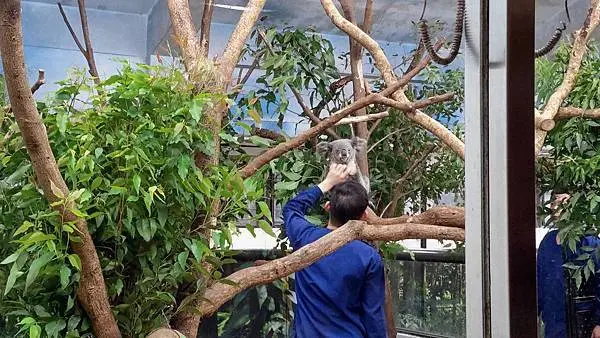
[0,1,120,337]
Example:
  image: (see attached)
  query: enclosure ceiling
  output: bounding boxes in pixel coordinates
[25,0,594,48]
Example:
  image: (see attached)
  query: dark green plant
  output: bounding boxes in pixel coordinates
[0,63,272,337]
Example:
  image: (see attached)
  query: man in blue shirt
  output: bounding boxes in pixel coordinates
[537,229,600,338]
[283,163,387,338]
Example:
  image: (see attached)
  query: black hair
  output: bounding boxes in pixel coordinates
[328,181,369,226]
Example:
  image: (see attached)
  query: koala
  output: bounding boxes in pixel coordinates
[316,137,371,194]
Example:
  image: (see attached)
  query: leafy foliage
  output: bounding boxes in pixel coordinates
[536,42,600,287]
[0,63,270,337]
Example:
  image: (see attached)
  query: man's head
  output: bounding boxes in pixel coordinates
[324,180,369,227]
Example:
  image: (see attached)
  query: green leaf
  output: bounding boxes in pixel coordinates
[33,305,51,318]
[249,135,272,148]
[113,279,124,296]
[274,180,299,191]
[258,220,276,237]
[29,324,42,338]
[246,223,256,237]
[56,110,68,134]
[157,206,168,228]
[258,201,272,222]
[68,254,82,271]
[49,180,65,199]
[132,174,141,194]
[60,266,71,289]
[137,219,153,242]
[1,251,21,265]
[190,99,202,123]
[25,252,54,293]
[67,316,80,331]
[5,252,27,295]
[177,251,189,270]
[174,122,185,136]
[45,320,66,338]
[14,221,34,237]
[178,154,192,179]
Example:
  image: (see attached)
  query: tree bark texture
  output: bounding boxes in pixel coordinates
[0,1,120,337]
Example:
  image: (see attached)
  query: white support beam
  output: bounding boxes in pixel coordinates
[465,0,537,336]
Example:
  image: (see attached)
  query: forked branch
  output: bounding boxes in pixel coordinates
[58,1,100,83]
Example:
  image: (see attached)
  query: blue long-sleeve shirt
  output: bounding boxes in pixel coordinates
[537,230,600,338]
[283,186,387,338]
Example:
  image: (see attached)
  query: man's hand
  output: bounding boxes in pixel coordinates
[592,325,600,338]
[318,163,351,193]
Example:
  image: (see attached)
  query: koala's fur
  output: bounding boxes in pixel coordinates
[316,137,371,194]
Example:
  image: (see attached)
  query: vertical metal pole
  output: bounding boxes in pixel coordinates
[465,0,536,336]
[465,0,488,334]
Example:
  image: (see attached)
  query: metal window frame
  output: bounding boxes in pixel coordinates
[465,0,537,336]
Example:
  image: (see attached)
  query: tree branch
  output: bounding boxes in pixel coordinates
[30,69,46,94]
[556,106,600,120]
[192,220,464,318]
[167,0,204,80]
[534,2,600,154]
[57,2,86,55]
[339,0,370,175]
[238,60,427,179]
[218,0,267,86]
[250,127,286,142]
[199,0,215,58]
[320,0,465,159]
[367,205,465,228]
[58,1,100,83]
[0,2,119,336]
[336,111,389,126]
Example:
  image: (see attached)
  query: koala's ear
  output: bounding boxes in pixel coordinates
[316,141,331,157]
[351,137,367,152]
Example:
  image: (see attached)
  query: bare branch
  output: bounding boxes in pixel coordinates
[250,127,286,142]
[30,69,46,94]
[556,106,600,120]
[0,2,119,336]
[534,2,600,154]
[367,205,465,228]
[194,220,464,318]
[218,0,267,85]
[57,3,86,55]
[361,0,374,33]
[236,50,264,88]
[291,88,341,139]
[367,127,410,153]
[58,1,100,83]
[76,0,100,81]
[336,111,389,126]
[199,0,215,57]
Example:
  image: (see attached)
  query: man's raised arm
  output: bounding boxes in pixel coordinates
[282,164,350,248]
